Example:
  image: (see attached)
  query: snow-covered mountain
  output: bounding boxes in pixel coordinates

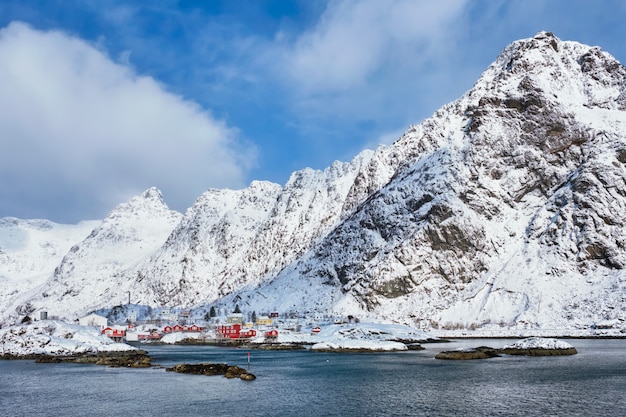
[2,32,625,333]
[264,31,626,331]
[121,152,377,308]
[0,188,181,323]
[214,31,626,332]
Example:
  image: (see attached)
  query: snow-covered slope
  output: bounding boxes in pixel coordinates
[0,188,181,323]
[2,32,626,334]
[119,153,375,308]
[0,218,99,322]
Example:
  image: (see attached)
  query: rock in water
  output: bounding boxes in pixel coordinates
[166,363,256,380]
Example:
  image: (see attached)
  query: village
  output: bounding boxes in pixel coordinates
[76,306,341,346]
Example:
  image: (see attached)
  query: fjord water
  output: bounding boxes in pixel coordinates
[1,339,625,417]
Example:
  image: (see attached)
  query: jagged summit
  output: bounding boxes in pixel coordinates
[2,33,626,333]
[106,187,174,219]
[141,186,166,202]
[470,31,626,111]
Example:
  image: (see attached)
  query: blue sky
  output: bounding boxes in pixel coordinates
[1,0,626,223]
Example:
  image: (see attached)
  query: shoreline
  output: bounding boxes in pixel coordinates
[1,336,616,360]
[430,335,626,340]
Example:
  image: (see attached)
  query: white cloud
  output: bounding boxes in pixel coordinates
[250,0,474,154]
[283,0,469,95]
[0,22,254,222]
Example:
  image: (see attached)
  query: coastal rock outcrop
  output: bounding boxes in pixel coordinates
[435,346,500,360]
[500,337,577,356]
[166,363,256,380]
[33,351,152,368]
[435,337,577,359]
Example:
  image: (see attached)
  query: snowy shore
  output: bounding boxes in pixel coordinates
[431,328,626,339]
[0,320,136,357]
[245,322,434,352]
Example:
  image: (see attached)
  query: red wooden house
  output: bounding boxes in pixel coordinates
[162,324,204,334]
[138,331,163,340]
[239,329,257,338]
[189,324,203,332]
[217,323,242,339]
[264,329,279,339]
[102,326,126,342]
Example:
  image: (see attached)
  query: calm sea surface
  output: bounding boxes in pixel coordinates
[1,339,625,417]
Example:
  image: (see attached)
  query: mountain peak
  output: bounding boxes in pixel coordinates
[106,187,175,220]
[509,30,562,56]
[532,30,559,46]
[141,187,164,202]
[464,31,626,117]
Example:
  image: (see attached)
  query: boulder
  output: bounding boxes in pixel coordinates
[405,343,425,351]
[240,372,257,381]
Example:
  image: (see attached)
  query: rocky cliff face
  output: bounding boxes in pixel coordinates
[2,32,626,332]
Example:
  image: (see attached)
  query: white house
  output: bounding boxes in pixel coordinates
[227,313,243,324]
[78,313,108,330]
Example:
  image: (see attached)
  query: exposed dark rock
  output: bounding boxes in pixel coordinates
[405,343,425,351]
[435,346,501,360]
[166,363,255,380]
[95,351,153,367]
[173,338,207,345]
[499,347,577,356]
[435,343,577,359]
[29,350,153,368]
[239,372,257,381]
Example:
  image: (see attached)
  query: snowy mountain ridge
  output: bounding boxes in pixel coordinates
[1,32,625,334]
[0,188,182,323]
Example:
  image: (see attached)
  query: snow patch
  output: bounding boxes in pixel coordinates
[503,337,574,350]
[160,332,202,344]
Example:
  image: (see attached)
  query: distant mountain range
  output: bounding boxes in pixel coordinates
[2,32,625,334]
